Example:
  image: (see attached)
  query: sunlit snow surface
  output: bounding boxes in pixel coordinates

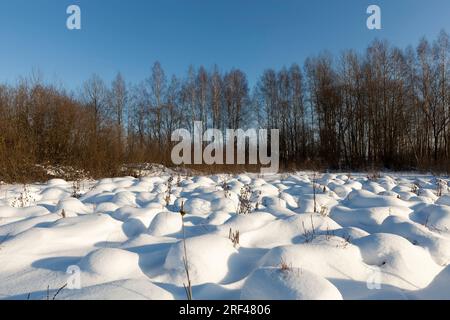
[1,172,450,300]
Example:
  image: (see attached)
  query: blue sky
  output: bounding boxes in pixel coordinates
[1,0,450,90]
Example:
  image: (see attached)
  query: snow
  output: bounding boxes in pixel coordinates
[258,237,373,299]
[78,248,146,286]
[0,172,450,300]
[241,268,343,300]
[353,233,442,290]
[148,212,183,236]
[163,234,238,285]
[58,279,175,300]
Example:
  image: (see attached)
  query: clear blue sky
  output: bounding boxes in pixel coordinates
[1,0,450,90]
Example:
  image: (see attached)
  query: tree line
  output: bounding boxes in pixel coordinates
[1,31,450,182]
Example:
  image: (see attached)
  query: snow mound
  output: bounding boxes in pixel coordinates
[60,279,174,300]
[240,214,341,248]
[241,267,342,300]
[345,189,410,208]
[413,265,450,299]
[95,202,120,214]
[380,216,450,265]
[327,182,352,198]
[183,198,212,216]
[79,248,145,285]
[56,198,92,216]
[0,206,49,224]
[411,204,450,234]
[258,236,373,298]
[217,212,276,234]
[164,234,237,285]
[353,233,442,290]
[148,212,182,236]
[1,214,125,259]
[112,191,137,207]
[330,206,396,232]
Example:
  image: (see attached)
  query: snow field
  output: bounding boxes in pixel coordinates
[0,172,450,299]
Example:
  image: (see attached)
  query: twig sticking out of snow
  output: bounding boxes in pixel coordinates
[165,175,174,206]
[44,283,68,300]
[72,179,83,199]
[238,185,259,215]
[279,258,293,273]
[10,184,35,208]
[52,284,67,300]
[228,228,240,248]
[367,171,381,181]
[337,235,352,249]
[411,183,420,196]
[319,205,329,217]
[325,227,334,241]
[220,178,232,199]
[436,178,447,197]
[180,202,193,301]
[238,185,252,214]
[302,215,316,243]
[312,173,318,213]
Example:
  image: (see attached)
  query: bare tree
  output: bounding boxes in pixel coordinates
[110,73,127,146]
[82,74,107,136]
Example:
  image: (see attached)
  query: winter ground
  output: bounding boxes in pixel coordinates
[1,172,450,300]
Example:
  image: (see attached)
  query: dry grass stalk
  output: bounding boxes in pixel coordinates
[180,201,193,300]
